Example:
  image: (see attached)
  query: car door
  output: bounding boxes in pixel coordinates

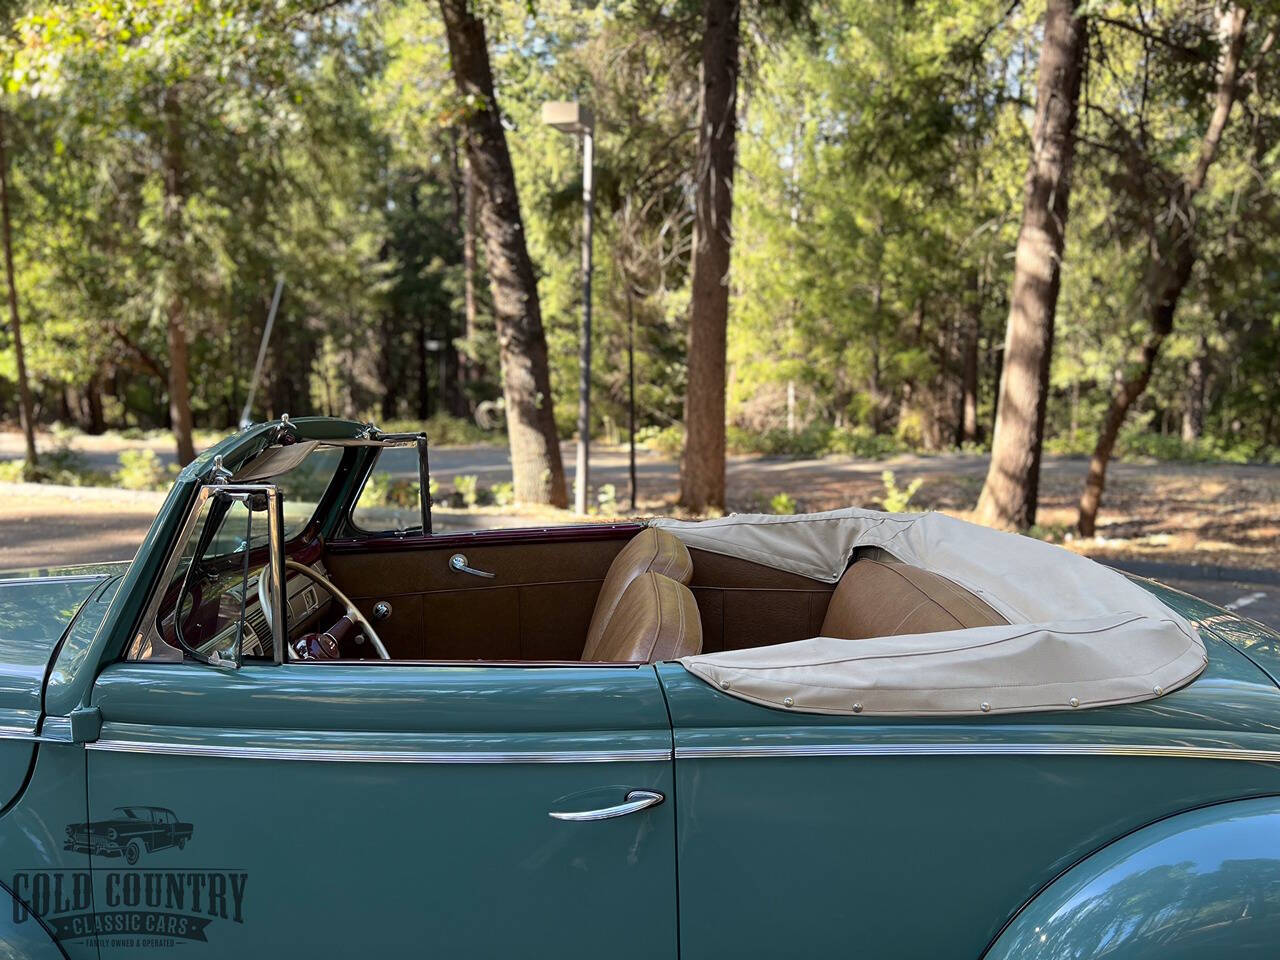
[84,660,676,958]
[657,653,1280,960]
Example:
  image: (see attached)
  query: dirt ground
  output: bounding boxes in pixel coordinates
[0,486,163,570]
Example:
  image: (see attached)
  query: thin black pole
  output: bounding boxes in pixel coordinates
[627,281,637,511]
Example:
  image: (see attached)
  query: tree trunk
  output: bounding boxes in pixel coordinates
[975,0,1086,529]
[462,148,480,397]
[438,0,567,507]
[379,310,400,421]
[449,133,480,409]
[960,270,982,445]
[416,320,431,421]
[1181,333,1209,442]
[85,372,105,435]
[679,0,740,512]
[1077,2,1248,536]
[162,88,196,466]
[0,107,37,469]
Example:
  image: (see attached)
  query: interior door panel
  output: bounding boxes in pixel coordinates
[324,536,630,661]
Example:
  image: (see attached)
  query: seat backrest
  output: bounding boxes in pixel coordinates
[820,558,1007,639]
[586,572,703,662]
[582,528,693,660]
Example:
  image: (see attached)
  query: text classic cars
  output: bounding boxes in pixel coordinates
[0,416,1276,959]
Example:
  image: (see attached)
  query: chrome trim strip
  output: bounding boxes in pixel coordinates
[676,742,1280,762]
[85,740,671,764]
[0,574,107,587]
[39,717,74,742]
[0,725,37,741]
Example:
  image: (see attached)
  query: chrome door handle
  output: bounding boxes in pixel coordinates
[448,553,495,578]
[549,790,664,822]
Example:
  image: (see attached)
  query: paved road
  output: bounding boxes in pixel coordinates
[1162,578,1280,634]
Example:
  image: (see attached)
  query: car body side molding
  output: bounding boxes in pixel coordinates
[984,795,1280,960]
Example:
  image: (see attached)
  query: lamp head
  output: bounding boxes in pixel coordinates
[541,101,594,134]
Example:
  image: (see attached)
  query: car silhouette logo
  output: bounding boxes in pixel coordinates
[64,806,194,865]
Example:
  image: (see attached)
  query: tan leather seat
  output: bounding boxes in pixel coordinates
[820,558,1007,639]
[582,528,693,660]
[586,572,702,662]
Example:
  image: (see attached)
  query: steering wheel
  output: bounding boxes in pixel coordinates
[258,559,391,660]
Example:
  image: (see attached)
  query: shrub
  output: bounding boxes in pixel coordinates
[376,414,500,446]
[491,481,515,507]
[879,470,923,512]
[1117,429,1258,464]
[0,444,109,487]
[726,423,908,459]
[358,473,421,509]
[769,492,798,514]
[453,474,481,508]
[635,424,685,459]
[115,449,178,491]
[597,483,619,515]
[1047,426,1273,465]
[727,424,830,457]
[825,426,907,459]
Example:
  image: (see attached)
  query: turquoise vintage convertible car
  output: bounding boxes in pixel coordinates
[1,416,1278,958]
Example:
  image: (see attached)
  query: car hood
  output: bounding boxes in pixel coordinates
[0,566,125,733]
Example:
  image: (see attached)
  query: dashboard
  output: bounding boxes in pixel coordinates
[141,562,336,661]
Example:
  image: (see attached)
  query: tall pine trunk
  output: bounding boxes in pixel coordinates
[959,270,982,445]
[1076,3,1248,536]
[462,149,480,399]
[438,0,567,507]
[975,0,1086,529]
[1181,334,1210,442]
[162,88,196,466]
[679,0,740,512]
[0,107,36,469]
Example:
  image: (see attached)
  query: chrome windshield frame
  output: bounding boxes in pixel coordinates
[128,483,287,666]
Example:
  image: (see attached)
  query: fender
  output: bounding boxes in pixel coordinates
[985,796,1280,960]
[0,879,68,960]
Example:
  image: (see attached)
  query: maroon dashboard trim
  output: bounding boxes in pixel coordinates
[324,521,645,554]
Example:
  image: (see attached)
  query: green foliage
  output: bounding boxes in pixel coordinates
[357,474,421,510]
[725,424,908,459]
[377,415,501,447]
[113,450,177,491]
[0,444,107,486]
[636,424,685,460]
[491,481,515,507]
[596,483,618,515]
[0,0,1276,482]
[452,474,481,508]
[1116,430,1277,466]
[769,492,798,514]
[878,471,923,513]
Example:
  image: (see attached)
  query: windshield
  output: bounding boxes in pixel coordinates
[136,443,347,661]
[264,444,346,542]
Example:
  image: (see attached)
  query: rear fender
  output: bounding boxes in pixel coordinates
[984,796,1280,960]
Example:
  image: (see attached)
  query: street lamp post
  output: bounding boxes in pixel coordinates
[542,101,595,515]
